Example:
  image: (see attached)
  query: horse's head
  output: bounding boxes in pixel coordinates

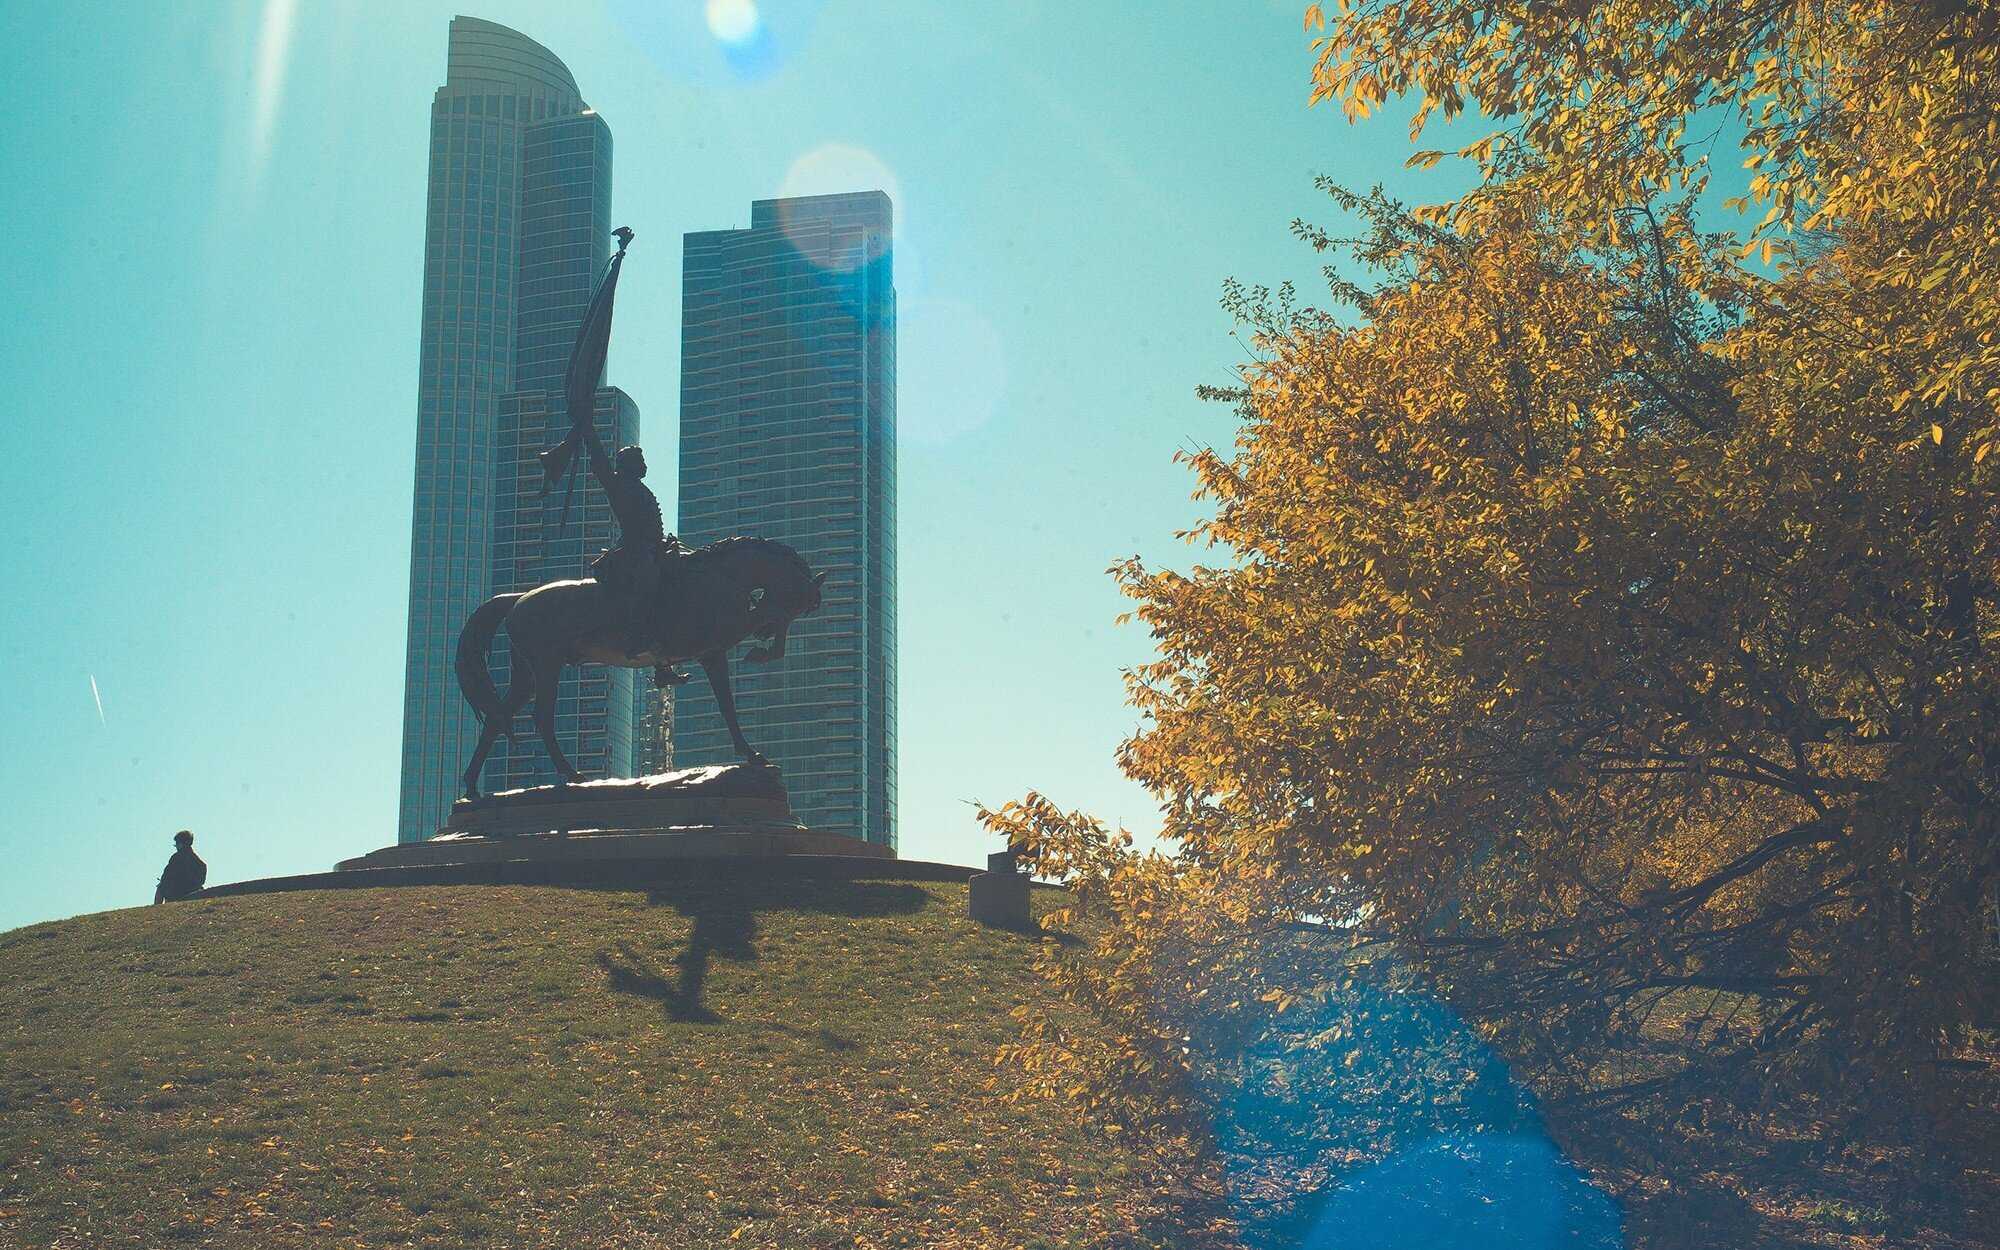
[716,538,827,663]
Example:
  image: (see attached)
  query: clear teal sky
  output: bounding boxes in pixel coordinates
[0,0,1478,931]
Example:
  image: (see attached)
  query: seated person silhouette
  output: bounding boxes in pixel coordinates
[153,830,207,904]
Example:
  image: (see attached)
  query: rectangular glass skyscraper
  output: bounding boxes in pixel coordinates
[678,193,897,848]
[397,17,645,842]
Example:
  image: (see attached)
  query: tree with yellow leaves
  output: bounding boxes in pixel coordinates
[991,2,1997,1238]
[1307,0,2000,433]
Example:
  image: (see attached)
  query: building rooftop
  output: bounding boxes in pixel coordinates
[444,15,580,102]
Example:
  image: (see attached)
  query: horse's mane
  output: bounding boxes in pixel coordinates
[688,535,814,584]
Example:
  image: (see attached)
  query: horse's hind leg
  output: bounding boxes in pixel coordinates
[463,662,535,798]
[462,718,503,799]
[531,664,580,784]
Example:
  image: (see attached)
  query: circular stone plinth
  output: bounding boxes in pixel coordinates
[335,827,892,872]
[199,851,975,900]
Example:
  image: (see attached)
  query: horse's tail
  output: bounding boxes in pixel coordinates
[455,593,524,732]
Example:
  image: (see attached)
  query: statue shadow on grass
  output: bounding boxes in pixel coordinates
[594,876,927,1027]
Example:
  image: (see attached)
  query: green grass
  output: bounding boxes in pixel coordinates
[0,877,1160,1249]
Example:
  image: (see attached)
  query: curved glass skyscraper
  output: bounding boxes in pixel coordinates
[397,18,640,842]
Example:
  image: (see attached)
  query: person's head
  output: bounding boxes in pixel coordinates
[615,446,647,479]
[174,830,193,848]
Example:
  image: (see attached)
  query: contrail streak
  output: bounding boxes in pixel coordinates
[89,674,105,726]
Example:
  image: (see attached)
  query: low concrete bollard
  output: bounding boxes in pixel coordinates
[967,850,1033,930]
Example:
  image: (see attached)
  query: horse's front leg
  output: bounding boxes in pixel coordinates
[698,650,765,765]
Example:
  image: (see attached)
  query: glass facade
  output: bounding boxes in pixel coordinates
[397,18,649,841]
[677,193,897,848]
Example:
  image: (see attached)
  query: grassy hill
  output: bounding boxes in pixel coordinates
[0,875,1159,1250]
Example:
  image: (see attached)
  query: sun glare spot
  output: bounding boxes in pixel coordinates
[706,0,761,45]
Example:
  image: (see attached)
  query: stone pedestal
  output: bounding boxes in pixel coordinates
[967,850,1032,930]
[449,762,800,837]
[336,763,892,872]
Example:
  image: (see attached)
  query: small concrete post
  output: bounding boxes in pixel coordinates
[968,848,1032,930]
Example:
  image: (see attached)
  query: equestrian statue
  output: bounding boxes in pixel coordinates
[452,228,825,799]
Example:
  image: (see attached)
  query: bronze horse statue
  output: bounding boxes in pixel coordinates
[454,536,825,798]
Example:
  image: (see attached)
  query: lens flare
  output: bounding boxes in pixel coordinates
[705,0,759,45]
[250,0,298,173]
[610,0,819,84]
[773,143,902,272]
[780,143,902,211]
[1303,1135,1624,1248]
[1166,935,1626,1247]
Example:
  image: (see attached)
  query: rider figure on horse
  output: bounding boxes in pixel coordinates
[538,225,688,687]
[575,428,689,684]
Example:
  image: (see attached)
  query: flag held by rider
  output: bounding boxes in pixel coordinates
[537,226,635,526]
